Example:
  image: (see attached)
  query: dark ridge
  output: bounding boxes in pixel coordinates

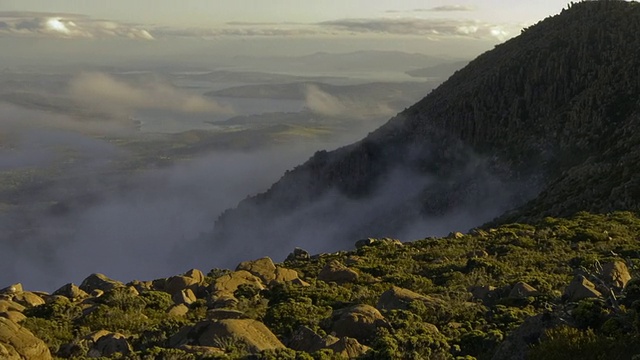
[213,1,640,251]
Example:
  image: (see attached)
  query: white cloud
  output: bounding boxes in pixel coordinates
[320,18,514,40]
[0,11,154,40]
[68,72,234,115]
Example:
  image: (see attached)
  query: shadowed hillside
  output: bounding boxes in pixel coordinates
[213,1,640,257]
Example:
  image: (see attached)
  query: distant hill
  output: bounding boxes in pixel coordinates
[226,50,456,74]
[213,1,640,258]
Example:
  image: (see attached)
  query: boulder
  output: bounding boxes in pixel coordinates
[377,286,446,311]
[286,247,310,261]
[0,284,22,295]
[330,304,389,343]
[172,289,197,305]
[326,337,371,359]
[318,260,359,284]
[167,304,190,317]
[211,270,264,298]
[53,283,88,300]
[127,280,153,293]
[288,326,339,353]
[12,292,45,307]
[448,232,465,239]
[600,261,631,289]
[236,257,303,285]
[165,275,200,296]
[0,317,52,360]
[87,332,132,358]
[508,282,539,299]
[0,300,25,313]
[79,274,123,293]
[197,319,286,353]
[563,275,602,302]
[237,257,277,283]
[0,311,26,323]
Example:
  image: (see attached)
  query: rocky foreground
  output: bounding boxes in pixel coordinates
[2,212,640,359]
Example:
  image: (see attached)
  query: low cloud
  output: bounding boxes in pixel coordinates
[68,72,233,115]
[304,84,394,118]
[0,11,153,40]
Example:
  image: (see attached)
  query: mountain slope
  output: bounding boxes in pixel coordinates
[213,1,640,258]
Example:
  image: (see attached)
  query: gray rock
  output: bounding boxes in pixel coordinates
[326,337,371,359]
[318,260,359,284]
[563,275,602,302]
[509,282,539,299]
[331,304,389,343]
[87,332,132,358]
[0,317,52,360]
[197,319,285,353]
[79,274,123,293]
[53,283,88,300]
[600,261,631,289]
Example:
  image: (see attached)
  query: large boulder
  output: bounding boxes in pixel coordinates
[288,326,339,353]
[0,312,26,323]
[600,261,631,289]
[236,257,277,283]
[563,275,602,302]
[0,317,52,360]
[326,337,371,359]
[211,270,264,298]
[330,304,389,343]
[377,286,446,311]
[87,332,132,358]
[0,284,23,295]
[318,260,359,284]
[197,319,285,353]
[53,283,88,300]
[0,300,25,313]
[165,269,205,295]
[79,274,123,293]
[172,289,197,305]
[286,247,310,261]
[236,257,303,285]
[11,292,45,308]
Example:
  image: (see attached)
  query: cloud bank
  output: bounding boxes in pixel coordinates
[68,72,233,115]
[304,84,394,119]
[0,11,153,39]
[320,18,512,40]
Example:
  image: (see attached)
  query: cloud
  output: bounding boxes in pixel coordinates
[386,5,475,13]
[422,5,475,12]
[0,11,153,40]
[68,72,234,115]
[152,25,322,38]
[320,18,513,40]
[304,84,394,118]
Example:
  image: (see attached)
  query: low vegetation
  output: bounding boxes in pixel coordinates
[1,211,639,359]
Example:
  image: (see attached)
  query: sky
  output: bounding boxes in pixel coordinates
[0,1,571,41]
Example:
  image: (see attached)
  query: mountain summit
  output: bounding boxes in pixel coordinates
[213,1,640,258]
